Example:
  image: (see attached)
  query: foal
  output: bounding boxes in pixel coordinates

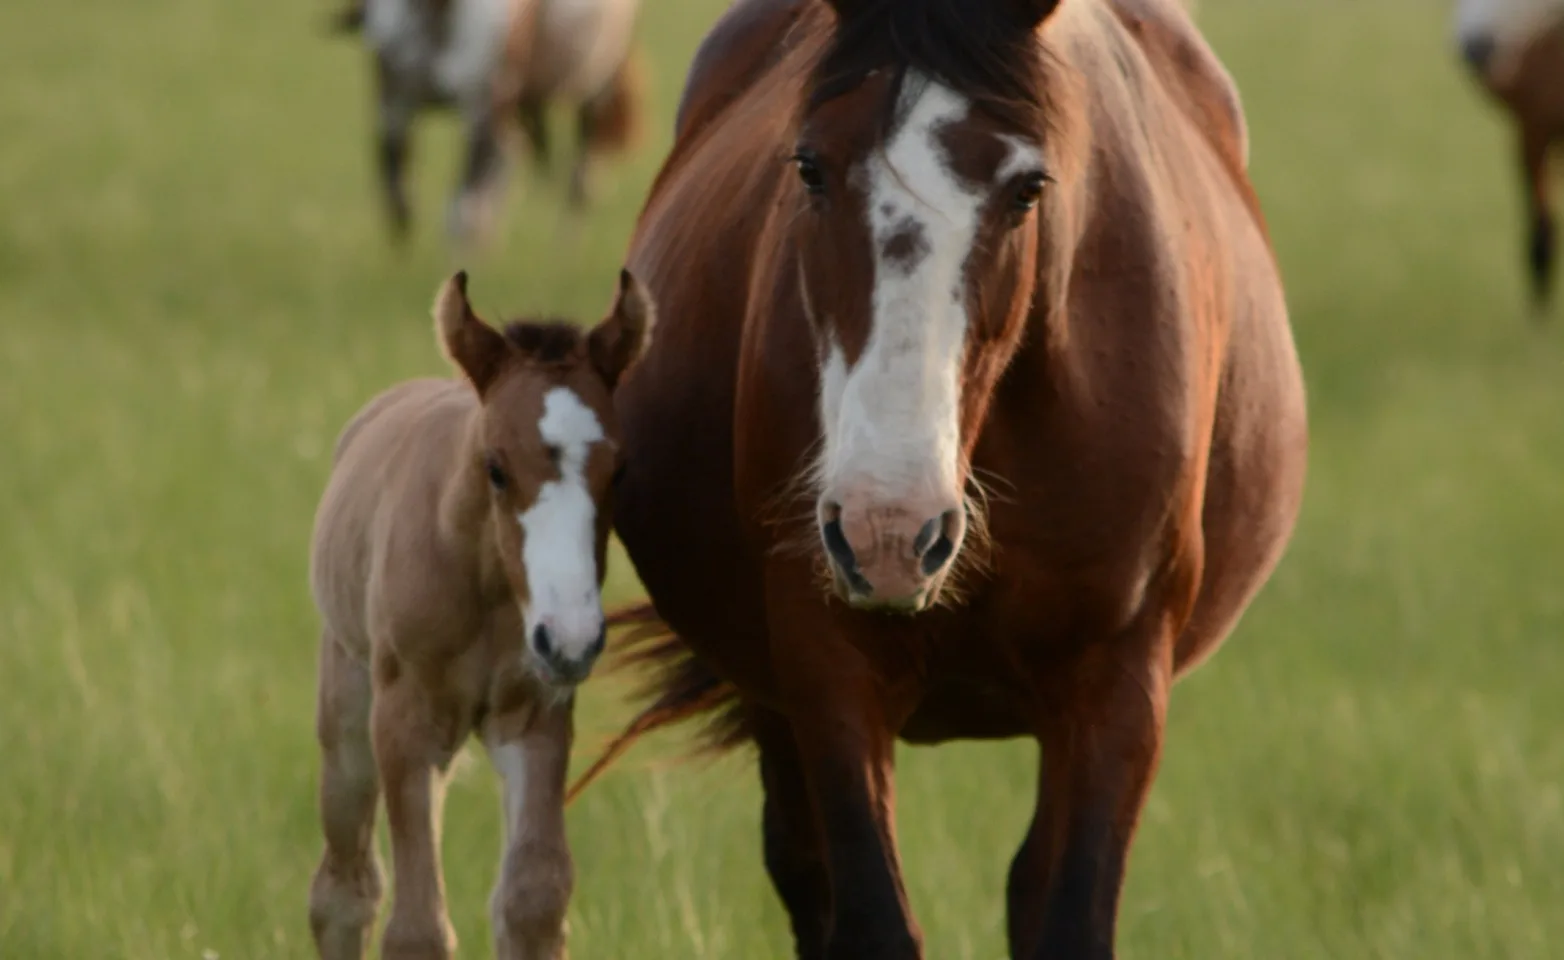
[307,269,653,960]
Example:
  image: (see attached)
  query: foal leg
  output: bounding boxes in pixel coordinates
[483,697,575,960]
[1520,120,1556,312]
[373,661,469,960]
[375,57,417,243]
[753,709,831,960]
[1013,630,1174,960]
[309,633,383,960]
[1003,754,1054,960]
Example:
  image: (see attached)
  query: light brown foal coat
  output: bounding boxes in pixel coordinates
[307,271,650,960]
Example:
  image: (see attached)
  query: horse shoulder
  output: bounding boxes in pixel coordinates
[673,0,811,138]
[1108,0,1251,172]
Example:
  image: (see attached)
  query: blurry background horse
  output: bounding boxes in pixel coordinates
[1454,0,1564,310]
[331,0,645,247]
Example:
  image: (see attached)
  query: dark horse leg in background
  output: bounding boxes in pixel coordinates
[1005,622,1172,960]
[1520,120,1556,314]
[753,709,831,960]
[569,54,642,208]
[374,56,417,243]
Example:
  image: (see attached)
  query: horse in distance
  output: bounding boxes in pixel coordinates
[1454,0,1564,310]
[331,0,645,247]
[307,269,653,960]
[575,0,1308,957]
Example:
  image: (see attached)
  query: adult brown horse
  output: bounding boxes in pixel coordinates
[583,0,1308,957]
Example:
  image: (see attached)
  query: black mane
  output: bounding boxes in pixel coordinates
[501,319,585,365]
[808,0,1054,134]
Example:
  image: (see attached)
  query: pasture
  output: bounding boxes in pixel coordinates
[2,0,1562,956]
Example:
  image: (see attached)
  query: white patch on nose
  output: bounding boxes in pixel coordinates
[519,387,605,671]
[817,77,1038,508]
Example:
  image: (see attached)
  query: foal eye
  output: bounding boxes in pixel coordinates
[792,152,826,195]
[485,457,508,490]
[545,444,562,466]
[1011,172,1050,213]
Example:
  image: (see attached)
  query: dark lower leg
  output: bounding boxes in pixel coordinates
[1005,753,1054,960]
[1521,125,1555,311]
[755,713,831,960]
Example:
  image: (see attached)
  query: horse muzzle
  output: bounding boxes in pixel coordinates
[819,498,965,613]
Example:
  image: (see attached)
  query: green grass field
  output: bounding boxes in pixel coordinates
[3,0,1562,957]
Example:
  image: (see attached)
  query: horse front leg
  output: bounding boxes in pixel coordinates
[372,658,468,960]
[447,101,509,249]
[1520,119,1556,313]
[374,58,417,243]
[768,573,921,960]
[482,696,575,960]
[753,708,831,960]
[1012,624,1173,960]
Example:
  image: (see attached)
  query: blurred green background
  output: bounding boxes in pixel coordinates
[2,0,1561,957]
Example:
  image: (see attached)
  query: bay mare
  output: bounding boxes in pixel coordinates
[1454,0,1564,310]
[575,0,1308,957]
[333,0,644,246]
[307,271,652,960]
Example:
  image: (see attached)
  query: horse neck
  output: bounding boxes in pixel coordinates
[437,401,509,602]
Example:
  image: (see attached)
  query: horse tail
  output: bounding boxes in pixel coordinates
[565,602,747,805]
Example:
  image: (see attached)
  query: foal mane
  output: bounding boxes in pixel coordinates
[501,319,585,366]
[808,0,1060,137]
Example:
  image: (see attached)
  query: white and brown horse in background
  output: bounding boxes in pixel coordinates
[331,0,645,247]
[1455,0,1564,310]
[307,270,653,960]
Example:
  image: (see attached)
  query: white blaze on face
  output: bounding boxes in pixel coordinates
[518,386,605,666]
[1454,0,1564,49]
[817,78,1040,510]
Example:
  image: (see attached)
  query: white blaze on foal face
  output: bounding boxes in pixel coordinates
[517,386,606,678]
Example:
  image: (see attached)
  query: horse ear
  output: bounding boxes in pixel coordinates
[433,271,510,395]
[588,268,657,390]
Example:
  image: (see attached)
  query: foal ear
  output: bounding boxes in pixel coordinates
[433,271,510,395]
[588,269,657,390]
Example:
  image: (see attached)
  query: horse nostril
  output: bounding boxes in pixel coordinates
[1462,34,1496,72]
[821,513,874,595]
[586,625,607,661]
[532,623,555,661]
[919,509,961,577]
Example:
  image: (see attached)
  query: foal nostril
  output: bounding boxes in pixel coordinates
[1462,34,1496,72]
[532,623,554,661]
[918,509,962,577]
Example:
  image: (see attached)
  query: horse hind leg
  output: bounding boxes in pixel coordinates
[568,52,644,209]
[309,632,384,960]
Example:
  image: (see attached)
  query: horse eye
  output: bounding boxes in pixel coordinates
[1012,172,1049,213]
[792,152,826,195]
[486,457,508,490]
[545,444,562,466]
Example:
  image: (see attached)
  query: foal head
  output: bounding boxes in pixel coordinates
[435,270,654,685]
[789,0,1063,612]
